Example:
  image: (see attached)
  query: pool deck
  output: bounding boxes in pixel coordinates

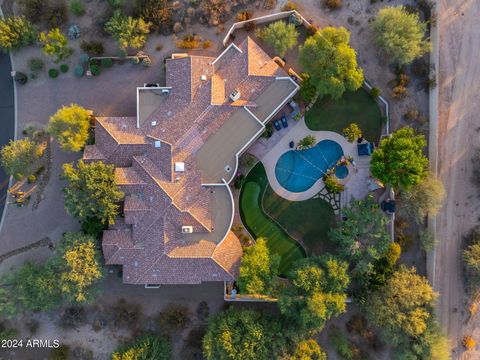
[253,117,372,202]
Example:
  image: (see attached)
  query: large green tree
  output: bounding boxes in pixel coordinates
[257,20,299,57]
[47,104,92,152]
[237,238,280,295]
[370,126,429,189]
[329,196,391,282]
[38,28,72,63]
[105,10,151,51]
[372,6,430,65]
[0,138,43,179]
[62,160,124,229]
[299,27,364,99]
[279,256,349,334]
[0,16,36,52]
[399,174,445,223]
[284,339,327,360]
[112,335,171,360]
[365,266,438,346]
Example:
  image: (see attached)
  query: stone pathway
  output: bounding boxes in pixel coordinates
[313,187,341,213]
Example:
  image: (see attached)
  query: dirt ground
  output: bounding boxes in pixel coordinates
[433,0,480,358]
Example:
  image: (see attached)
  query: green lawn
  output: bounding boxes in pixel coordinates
[239,163,306,275]
[263,186,335,256]
[305,88,383,142]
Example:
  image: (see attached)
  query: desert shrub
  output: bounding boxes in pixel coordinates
[28,58,44,72]
[80,40,104,55]
[237,10,252,22]
[48,68,59,78]
[45,0,68,28]
[196,301,210,322]
[14,72,28,85]
[142,57,151,67]
[203,39,212,49]
[59,64,69,73]
[324,174,345,193]
[157,303,190,332]
[90,64,100,76]
[282,1,297,11]
[234,174,245,189]
[263,0,277,10]
[70,0,85,16]
[136,0,173,35]
[58,306,86,329]
[176,34,199,49]
[111,299,140,327]
[101,58,113,68]
[370,86,380,98]
[18,0,44,23]
[404,108,420,121]
[130,56,140,64]
[393,84,407,99]
[325,0,342,10]
[74,65,84,77]
[463,335,475,350]
[244,21,256,32]
[27,175,36,184]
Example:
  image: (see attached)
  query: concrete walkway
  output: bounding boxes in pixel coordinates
[253,117,371,202]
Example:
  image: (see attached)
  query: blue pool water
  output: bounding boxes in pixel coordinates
[335,165,349,179]
[275,139,344,193]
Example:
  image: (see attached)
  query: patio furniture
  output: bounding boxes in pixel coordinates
[357,142,375,156]
[289,141,295,148]
[381,199,396,214]
[273,119,282,131]
[281,113,288,128]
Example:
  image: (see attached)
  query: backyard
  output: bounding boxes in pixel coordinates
[239,162,335,274]
[305,88,383,142]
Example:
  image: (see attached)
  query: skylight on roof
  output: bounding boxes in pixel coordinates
[175,162,185,172]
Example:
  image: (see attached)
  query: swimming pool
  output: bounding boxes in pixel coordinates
[275,139,344,192]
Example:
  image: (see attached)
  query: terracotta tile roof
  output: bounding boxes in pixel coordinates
[84,37,299,285]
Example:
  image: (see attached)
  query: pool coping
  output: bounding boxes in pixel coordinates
[260,119,360,202]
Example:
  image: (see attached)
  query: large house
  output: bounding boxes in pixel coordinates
[83,37,299,286]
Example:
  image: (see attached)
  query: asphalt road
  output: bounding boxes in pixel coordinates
[0,53,14,223]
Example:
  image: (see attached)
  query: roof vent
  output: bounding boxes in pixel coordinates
[175,162,185,172]
[200,74,207,81]
[182,226,193,234]
[154,140,161,148]
[151,120,157,126]
[162,89,170,94]
[229,89,240,101]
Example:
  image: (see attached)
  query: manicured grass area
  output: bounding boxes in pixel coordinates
[239,163,306,275]
[263,186,335,256]
[305,88,383,142]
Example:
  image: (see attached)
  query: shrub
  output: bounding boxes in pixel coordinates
[101,58,113,68]
[282,1,297,11]
[49,344,70,360]
[107,0,125,8]
[59,64,69,73]
[111,335,171,360]
[325,0,342,10]
[58,306,86,329]
[262,123,273,138]
[14,72,28,85]
[28,58,44,72]
[176,34,199,49]
[80,40,104,55]
[27,175,36,184]
[48,68,59,78]
[324,174,345,193]
[0,16,37,51]
[136,0,173,35]
[90,64,100,76]
[142,57,151,67]
[463,335,475,350]
[130,56,140,64]
[69,0,85,16]
[203,40,212,49]
[370,86,380,98]
[298,135,316,149]
[104,11,151,51]
[157,303,190,332]
[237,10,252,22]
[329,327,355,359]
[39,28,73,63]
[256,21,299,58]
[45,0,68,28]
[244,21,256,32]
[18,0,44,23]
[342,123,362,142]
[79,53,89,64]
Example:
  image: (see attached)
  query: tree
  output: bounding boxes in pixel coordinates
[285,339,326,360]
[298,135,316,149]
[56,232,103,303]
[399,174,445,223]
[111,335,171,360]
[342,123,362,142]
[463,227,480,290]
[372,6,430,65]
[0,16,36,52]
[366,242,401,292]
[105,10,151,52]
[62,160,124,227]
[279,256,349,333]
[38,28,72,63]
[329,196,391,282]
[203,308,283,360]
[299,72,317,103]
[299,27,364,99]
[365,266,438,346]
[136,0,173,35]
[0,138,43,179]
[370,127,429,189]
[256,21,298,58]
[237,238,280,295]
[47,104,92,152]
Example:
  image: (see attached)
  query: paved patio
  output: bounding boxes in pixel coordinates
[249,116,372,203]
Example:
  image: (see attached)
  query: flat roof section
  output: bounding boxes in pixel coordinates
[196,108,262,183]
[138,88,170,126]
[251,79,298,122]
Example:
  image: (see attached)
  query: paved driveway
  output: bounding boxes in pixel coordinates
[0,53,14,226]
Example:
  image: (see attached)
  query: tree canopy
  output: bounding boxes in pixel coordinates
[237,238,280,295]
[0,138,43,179]
[62,160,124,229]
[285,339,327,360]
[111,335,171,360]
[257,20,299,58]
[0,16,36,52]
[135,0,173,35]
[38,28,72,63]
[105,11,151,51]
[299,27,364,99]
[329,196,391,281]
[399,174,445,223]
[47,104,92,152]
[372,6,430,65]
[370,126,429,189]
[279,256,349,333]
